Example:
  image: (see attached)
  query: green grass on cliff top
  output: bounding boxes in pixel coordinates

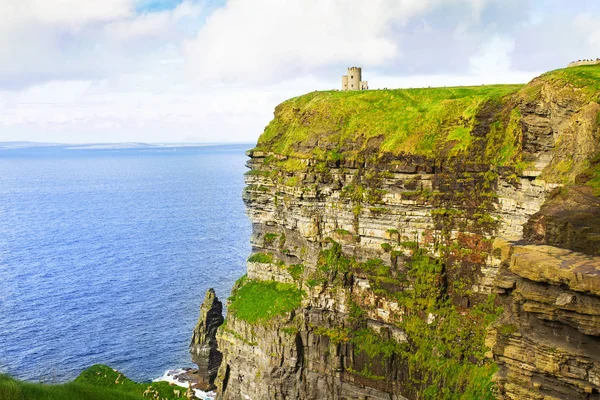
[537,64,600,99]
[257,84,523,159]
[0,365,188,400]
[256,64,600,160]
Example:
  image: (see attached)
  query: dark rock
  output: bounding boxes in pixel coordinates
[190,288,224,391]
[524,186,600,256]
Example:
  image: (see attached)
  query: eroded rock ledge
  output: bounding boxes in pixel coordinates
[489,239,600,399]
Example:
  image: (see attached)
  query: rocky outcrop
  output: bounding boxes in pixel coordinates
[209,65,600,400]
[190,288,224,391]
[488,240,600,399]
[524,186,600,256]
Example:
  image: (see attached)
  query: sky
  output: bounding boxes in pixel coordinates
[1,0,599,144]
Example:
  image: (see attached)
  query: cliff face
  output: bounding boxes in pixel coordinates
[214,65,600,400]
[488,240,600,399]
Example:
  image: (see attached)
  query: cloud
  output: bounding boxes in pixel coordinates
[105,2,202,40]
[510,4,600,71]
[3,0,134,26]
[0,0,598,143]
[573,14,600,53]
[0,0,202,89]
[0,76,308,143]
[469,36,515,75]
[182,0,507,83]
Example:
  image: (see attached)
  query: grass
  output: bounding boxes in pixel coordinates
[254,65,600,187]
[0,365,187,400]
[536,64,600,101]
[585,154,600,196]
[247,252,274,264]
[256,84,523,159]
[228,279,304,323]
[287,263,304,280]
[393,252,503,400]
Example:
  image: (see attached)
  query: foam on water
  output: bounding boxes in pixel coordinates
[154,369,216,400]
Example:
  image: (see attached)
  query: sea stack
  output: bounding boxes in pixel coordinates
[190,288,224,391]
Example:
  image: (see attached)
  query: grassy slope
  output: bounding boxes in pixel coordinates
[257,84,524,160]
[257,65,600,165]
[0,365,188,400]
[535,64,600,100]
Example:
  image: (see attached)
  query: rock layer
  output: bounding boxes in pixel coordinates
[489,240,600,399]
[190,288,224,391]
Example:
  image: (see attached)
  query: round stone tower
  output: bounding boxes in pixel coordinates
[347,67,361,91]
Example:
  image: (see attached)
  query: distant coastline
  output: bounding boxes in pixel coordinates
[0,141,255,150]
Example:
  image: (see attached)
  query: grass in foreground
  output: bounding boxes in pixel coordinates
[0,365,188,400]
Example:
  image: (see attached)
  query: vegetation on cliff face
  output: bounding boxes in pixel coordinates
[247,251,274,264]
[228,277,304,323]
[394,252,502,400]
[0,365,188,400]
[520,65,600,186]
[304,239,501,399]
[587,154,600,196]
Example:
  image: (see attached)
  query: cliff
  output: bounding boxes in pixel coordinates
[212,65,600,399]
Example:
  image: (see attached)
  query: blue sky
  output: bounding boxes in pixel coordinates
[136,0,226,14]
[137,0,185,12]
[0,0,599,143]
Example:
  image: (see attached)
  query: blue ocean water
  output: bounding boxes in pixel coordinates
[0,144,251,383]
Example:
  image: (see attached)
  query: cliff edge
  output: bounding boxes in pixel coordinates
[212,65,600,399]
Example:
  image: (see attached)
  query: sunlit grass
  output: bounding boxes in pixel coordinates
[228,279,304,323]
[257,84,523,159]
[0,365,188,400]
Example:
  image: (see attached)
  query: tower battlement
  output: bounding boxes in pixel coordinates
[342,67,368,91]
[568,58,600,67]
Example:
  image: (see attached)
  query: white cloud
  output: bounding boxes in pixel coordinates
[0,77,302,143]
[182,0,498,83]
[573,14,600,54]
[2,0,134,26]
[0,0,202,89]
[469,36,515,75]
[105,2,203,40]
[0,0,597,143]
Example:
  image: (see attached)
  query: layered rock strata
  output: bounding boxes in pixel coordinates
[210,66,600,399]
[489,240,600,399]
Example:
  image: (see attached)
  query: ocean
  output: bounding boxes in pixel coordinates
[0,143,251,384]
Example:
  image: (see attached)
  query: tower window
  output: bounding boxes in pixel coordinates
[351,76,353,79]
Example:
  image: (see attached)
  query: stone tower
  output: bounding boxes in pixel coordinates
[342,67,368,91]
